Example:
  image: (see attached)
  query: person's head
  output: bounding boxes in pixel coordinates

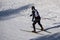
[31,6,35,10]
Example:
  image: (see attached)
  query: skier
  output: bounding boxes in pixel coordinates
[30,6,44,33]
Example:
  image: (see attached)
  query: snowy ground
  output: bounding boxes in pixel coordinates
[0,0,60,40]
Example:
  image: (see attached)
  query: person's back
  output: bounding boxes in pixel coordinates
[34,9,40,19]
[30,6,41,21]
[32,7,40,17]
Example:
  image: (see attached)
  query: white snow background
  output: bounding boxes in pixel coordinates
[0,0,60,40]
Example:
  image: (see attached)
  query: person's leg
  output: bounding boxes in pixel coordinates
[32,21,37,32]
[38,20,44,31]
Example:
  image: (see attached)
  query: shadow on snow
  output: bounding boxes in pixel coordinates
[30,24,60,40]
[31,25,60,33]
[30,33,60,40]
[0,4,32,20]
[45,25,60,31]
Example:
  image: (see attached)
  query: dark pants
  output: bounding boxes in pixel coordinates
[32,16,43,31]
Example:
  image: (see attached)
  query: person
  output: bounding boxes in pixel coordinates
[30,6,44,33]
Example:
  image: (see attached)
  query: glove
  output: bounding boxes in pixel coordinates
[30,14,32,17]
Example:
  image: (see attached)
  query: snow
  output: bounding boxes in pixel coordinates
[0,0,60,40]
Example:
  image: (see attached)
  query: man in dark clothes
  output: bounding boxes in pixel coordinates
[30,6,44,33]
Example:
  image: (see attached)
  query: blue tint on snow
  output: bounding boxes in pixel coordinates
[0,4,32,20]
[30,33,60,40]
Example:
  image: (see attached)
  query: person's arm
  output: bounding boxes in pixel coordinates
[32,11,35,22]
[32,15,34,22]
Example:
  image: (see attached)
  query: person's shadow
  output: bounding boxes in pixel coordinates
[0,4,32,20]
[30,23,60,40]
[44,25,60,31]
[20,25,60,34]
[30,25,60,33]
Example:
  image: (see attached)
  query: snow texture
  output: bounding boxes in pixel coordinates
[0,0,60,40]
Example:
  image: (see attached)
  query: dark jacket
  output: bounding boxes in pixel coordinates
[30,9,41,20]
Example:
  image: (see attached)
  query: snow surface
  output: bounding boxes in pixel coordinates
[0,0,60,40]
